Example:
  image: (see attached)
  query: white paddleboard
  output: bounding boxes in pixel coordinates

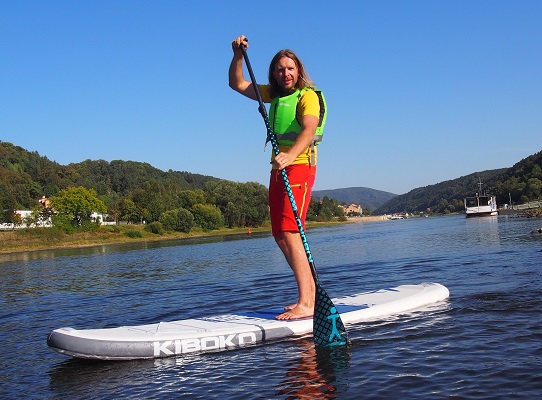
[47,282,449,360]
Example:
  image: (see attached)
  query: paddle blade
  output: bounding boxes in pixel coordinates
[313,285,348,347]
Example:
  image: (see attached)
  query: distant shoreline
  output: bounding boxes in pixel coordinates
[0,217,389,255]
[346,216,388,222]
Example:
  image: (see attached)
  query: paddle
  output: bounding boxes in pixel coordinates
[240,44,348,347]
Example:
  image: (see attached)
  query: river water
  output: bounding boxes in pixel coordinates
[0,215,541,399]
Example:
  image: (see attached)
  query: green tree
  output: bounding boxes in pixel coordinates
[224,201,241,228]
[207,181,268,228]
[307,196,344,221]
[177,189,206,209]
[307,198,322,220]
[526,178,542,198]
[207,181,243,226]
[191,204,224,231]
[145,221,165,235]
[238,182,269,227]
[321,196,343,220]
[131,180,171,223]
[51,186,107,227]
[117,198,141,224]
[159,208,194,233]
[175,208,194,233]
[0,180,15,211]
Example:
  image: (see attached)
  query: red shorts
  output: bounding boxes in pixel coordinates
[269,164,316,237]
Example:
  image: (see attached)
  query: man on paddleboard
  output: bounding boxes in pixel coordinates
[229,35,326,321]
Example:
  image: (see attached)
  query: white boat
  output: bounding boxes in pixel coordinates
[464,180,498,217]
[464,194,498,217]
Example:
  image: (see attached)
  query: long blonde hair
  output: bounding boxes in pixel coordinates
[267,49,314,98]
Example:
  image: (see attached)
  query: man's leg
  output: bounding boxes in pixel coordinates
[275,231,315,320]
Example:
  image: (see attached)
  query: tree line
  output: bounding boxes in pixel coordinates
[375,149,542,215]
[0,142,344,232]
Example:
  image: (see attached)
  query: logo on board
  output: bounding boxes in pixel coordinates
[154,332,258,356]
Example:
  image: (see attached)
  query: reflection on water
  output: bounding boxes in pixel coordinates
[465,216,501,247]
[276,339,351,399]
[46,337,353,399]
[0,231,272,264]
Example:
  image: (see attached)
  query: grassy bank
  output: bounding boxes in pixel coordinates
[0,220,349,254]
[0,225,267,254]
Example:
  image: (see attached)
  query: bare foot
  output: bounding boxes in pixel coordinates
[284,302,298,311]
[275,305,314,321]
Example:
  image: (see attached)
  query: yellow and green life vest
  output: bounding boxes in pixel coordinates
[269,87,327,147]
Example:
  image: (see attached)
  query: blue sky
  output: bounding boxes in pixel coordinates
[1,1,541,195]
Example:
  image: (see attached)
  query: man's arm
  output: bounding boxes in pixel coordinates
[229,35,258,100]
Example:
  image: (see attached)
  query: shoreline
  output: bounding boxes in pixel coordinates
[0,216,389,256]
[0,225,268,255]
[1,217,389,255]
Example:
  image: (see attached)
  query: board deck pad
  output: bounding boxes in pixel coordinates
[47,282,449,360]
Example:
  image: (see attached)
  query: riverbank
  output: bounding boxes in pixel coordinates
[0,224,267,254]
[346,215,388,222]
[1,218,385,254]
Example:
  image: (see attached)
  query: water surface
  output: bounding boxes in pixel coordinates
[1,215,541,399]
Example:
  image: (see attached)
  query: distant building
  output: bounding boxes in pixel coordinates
[341,204,363,216]
[91,212,116,225]
[1,194,114,230]
[388,212,408,220]
[0,209,52,230]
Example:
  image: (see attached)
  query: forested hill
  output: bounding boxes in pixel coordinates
[0,141,222,209]
[374,149,542,215]
[3,141,541,218]
[312,187,397,212]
